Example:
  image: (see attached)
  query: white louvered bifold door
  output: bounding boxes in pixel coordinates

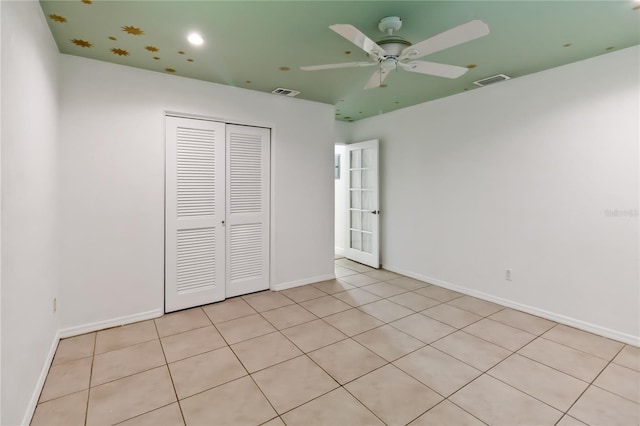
[165,117,226,312]
[225,125,270,297]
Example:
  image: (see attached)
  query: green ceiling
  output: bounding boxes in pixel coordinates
[40,1,640,121]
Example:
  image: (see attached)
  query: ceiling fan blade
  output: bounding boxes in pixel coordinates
[364,67,391,90]
[300,61,376,71]
[330,24,386,59]
[400,61,468,79]
[400,20,489,60]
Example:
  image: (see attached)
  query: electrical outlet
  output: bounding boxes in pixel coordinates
[505,269,512,281]
[53,298,57,313]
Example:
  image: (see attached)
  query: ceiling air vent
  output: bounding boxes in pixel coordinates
[473,74,511,87]
[271,87,300,97]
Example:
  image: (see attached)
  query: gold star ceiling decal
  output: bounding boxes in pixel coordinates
[81,0,92,4]
[122,26,144,36]
[165,68,176,73]
[145,46,159,52]
[71,39,92,48]
[111,48,129,56]
[49,14,67,23]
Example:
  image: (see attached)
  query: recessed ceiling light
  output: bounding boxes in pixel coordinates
[187,33,204,46]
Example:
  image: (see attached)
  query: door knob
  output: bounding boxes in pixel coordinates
[371,210,380,215]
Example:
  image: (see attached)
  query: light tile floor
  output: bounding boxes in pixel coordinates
[33,258,640,426]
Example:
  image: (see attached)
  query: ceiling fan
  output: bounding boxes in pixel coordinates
[301,16,490,89]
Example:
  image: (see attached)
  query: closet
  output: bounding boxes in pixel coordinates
[165,116,270,312]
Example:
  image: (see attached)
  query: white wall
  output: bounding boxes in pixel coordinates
[343,47,640,344]
[57,55,336,330]
[1,2,61,424]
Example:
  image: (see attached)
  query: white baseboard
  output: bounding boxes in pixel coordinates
[58,309,164,339]
[335,247,345,257]
[272,273,336,292]
[22,329,61,426]
[383,265,640,347]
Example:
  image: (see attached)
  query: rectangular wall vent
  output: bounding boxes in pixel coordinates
[473,74,511,87]
[271,87,300,97]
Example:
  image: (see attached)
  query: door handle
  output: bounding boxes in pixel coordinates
[371,210,380,215]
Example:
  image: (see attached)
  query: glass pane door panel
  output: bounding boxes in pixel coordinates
[350,171,361,189]
[362,233,372,254]
[350,191,361,209]
[350,210,361,230]
[362,212,372,232]
[362,191,374,211]
[350,231,362,250]
[362,148,374,168]
[362,169,373,189]
[350,150,361,169]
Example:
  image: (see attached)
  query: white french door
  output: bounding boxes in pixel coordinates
[165,117,270,312]
[344,140,380,268]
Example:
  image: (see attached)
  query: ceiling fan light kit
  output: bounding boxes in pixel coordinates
[301,16,490,90]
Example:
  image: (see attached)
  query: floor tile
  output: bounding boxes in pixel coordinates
[386,276,431,291]
[542,324,624,360]
[361,282,408,298]
[353,325,426,362]
[488,354,588,411]
[281,387,384,426]
[422,304,482,329]
[450,374,562,425]
[92,340,166,386]
[568,385,640,426]
[432,331,511,371]
[281,319,347,353]
[488,308,556,335]
[613,345,640,371]
[231,332,302,373]
[363,269,401,281]
[299,295,351,317]
[388,292,441,312]
[447,296,504,316]
[40,357,92,402]
[312,279,355,294]
[252,355,339,414]
[180,376,277,426]
[53,333,95,366]
[261,304,316,329]
[160,325,227,363]
[394,346,481,397]
[335,259,375,273]
[243,291,294,312]
[464,318,536,351]
[95,320,158,354]
[117,403,184,426]
[31,390,88,426]
[261,417,286,426]
[594,362,640,403]
[358,299,414,323]
[202,298,256,324]
[215,313,276,344]
[335,266,359,277]
[281,285,326,303]
[338,273,380,287]
[518,337,608,382]
[168,346,247,399]
[333,288,381,307]
[155,308,211,338]
[345,364,442,426]
[322,308,384,337]
[413,286,464,302]
[87,366,176,426]
[555,415,588,426]
[390,314,455,343]
[408,400,485,426]
[308,339,387,384]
